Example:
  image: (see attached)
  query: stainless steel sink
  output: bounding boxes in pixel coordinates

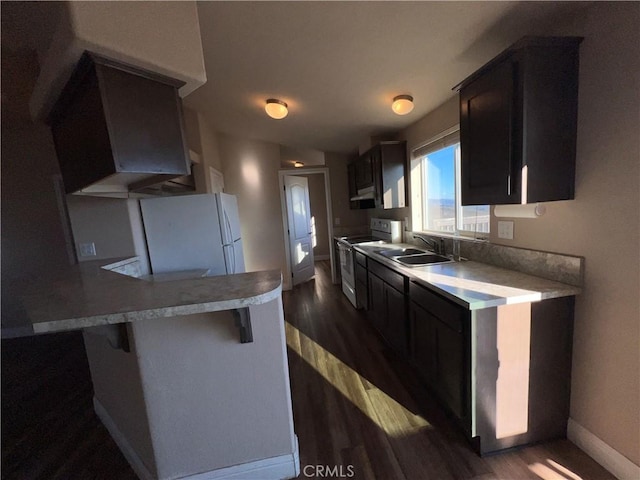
[377,247,454,266]
[379,247,426,257]
[395,253,453,266]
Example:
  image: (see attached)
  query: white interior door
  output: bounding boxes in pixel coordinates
[285,175,315,286]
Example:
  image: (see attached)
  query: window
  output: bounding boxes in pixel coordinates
[410,127,489,237]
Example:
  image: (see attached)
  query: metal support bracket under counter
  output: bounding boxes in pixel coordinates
[83,309,255,348]
[232,308,253,343]
[84,323,131,352]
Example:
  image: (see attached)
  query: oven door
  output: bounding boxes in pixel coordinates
[338,243,357,307]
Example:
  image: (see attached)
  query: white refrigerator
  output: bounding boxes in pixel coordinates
[140,193,245,275]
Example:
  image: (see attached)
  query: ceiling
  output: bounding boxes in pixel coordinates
[184,1,589,154]
[2,1,589,154]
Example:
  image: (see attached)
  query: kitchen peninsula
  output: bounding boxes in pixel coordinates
[9,259,300,480]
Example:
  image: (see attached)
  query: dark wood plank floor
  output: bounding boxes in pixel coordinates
[1,332,137,479]
[1,260,614,479]
[282,261,614,480]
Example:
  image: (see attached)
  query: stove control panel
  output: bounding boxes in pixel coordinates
[370,218,402,243]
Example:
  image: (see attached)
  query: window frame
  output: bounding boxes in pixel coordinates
[410,126,489,240]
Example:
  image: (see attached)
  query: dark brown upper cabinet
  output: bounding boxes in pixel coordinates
[455,36,582,205]
[373,141,408,209]
[348,158,375,209]
[354,155,374,190]
[48,52,191,195]
[349,141,408,209]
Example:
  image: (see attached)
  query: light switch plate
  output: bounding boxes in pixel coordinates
[498,221,514,240]
[79,242,97,257]
[334,217,341,226]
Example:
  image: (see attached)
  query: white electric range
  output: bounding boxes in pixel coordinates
[337,218,402,308]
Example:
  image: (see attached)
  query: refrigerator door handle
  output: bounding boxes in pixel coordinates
[223,210,233,245]
[231,243,236,274]
[223,211,237,274]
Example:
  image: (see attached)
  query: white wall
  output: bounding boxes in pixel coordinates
[183,107,202,157]
[1,125,72,276]
[280,145,325,169]
[1,48,74,326]
[66,196,137,262]
[184,107,224,194]
[217,134,287,274]
[197,113,222,170]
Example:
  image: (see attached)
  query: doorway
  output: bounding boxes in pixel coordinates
[279,168,336,291]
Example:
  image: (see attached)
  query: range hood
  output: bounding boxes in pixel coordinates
[48,52,192,197]
[73,173,196,198]
[350,185,376,201]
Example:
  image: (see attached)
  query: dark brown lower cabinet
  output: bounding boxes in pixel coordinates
[409,302,435,383]
[366,260,408,357]
[410,284,470,429]
[367,272,385,333]
[354,252,368,309]
[435,314,466,419]
[384,285,407,355]
[410,280,574,455]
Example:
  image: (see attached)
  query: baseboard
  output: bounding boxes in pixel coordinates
[93,397,155,480]
[95,396,300,480]
[182,435,300,480]
[568,418,640,480]
[314,254,330,261]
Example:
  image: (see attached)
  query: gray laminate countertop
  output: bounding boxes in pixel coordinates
[4,258,282,337]
[354,244,581,310]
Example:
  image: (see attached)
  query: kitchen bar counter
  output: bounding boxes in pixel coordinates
[354,243,581,310]
[9,257,282,337]
[5,257,299,479]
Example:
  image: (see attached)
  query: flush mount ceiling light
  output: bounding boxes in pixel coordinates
[265,99,288,119]
[391,95,414,115]
[294,161,304,168]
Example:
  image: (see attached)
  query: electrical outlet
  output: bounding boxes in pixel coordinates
[498,221,514,240]
[79,242,97,257]
[334,217,341,226]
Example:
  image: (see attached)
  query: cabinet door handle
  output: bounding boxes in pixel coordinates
[384,288,389,324]
[507,60,518,198]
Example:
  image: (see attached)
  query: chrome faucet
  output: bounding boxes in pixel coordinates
[452,238,461,262]
[414,235,444,255]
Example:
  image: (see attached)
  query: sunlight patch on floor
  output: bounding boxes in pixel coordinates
[528,459,584,480]
[285,321,430,438]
